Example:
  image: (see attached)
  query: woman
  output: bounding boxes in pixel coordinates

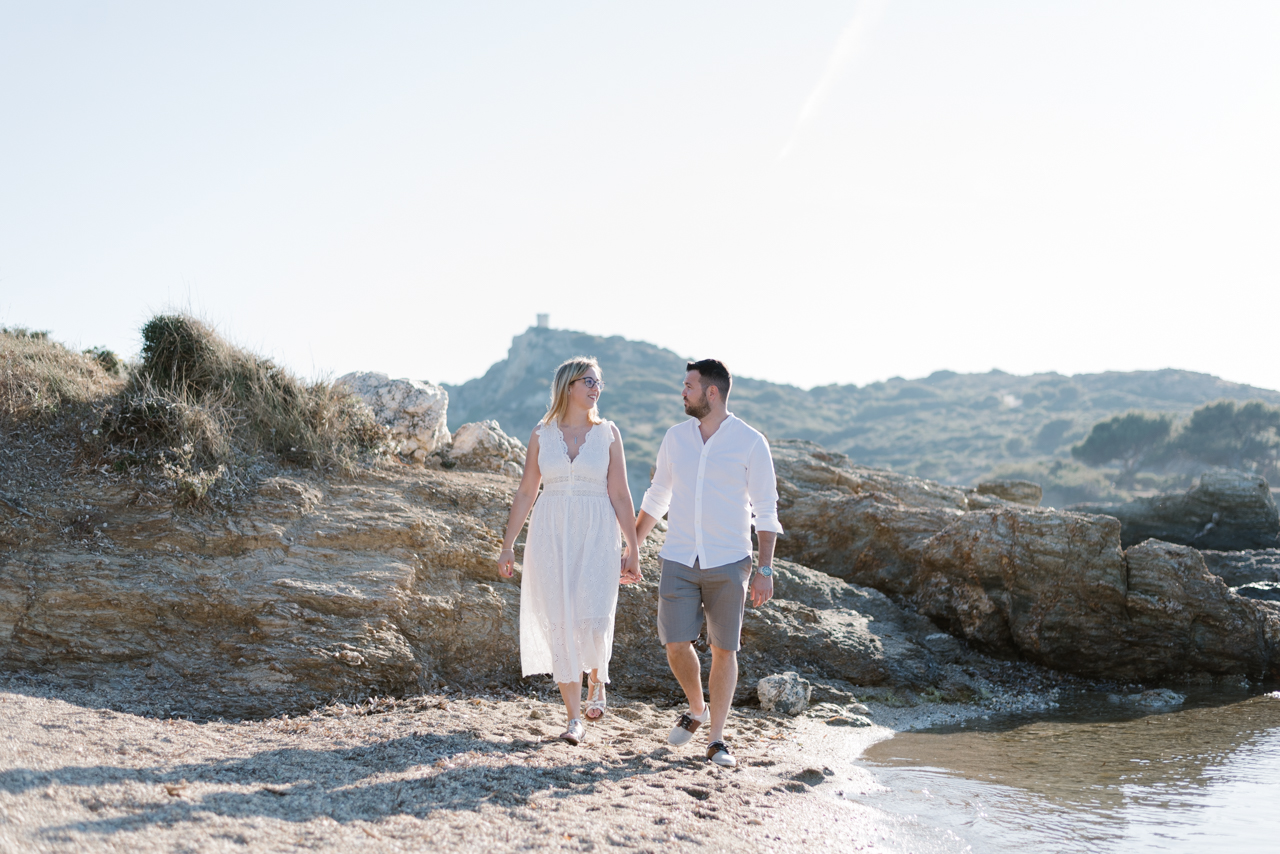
[497,356,641,745]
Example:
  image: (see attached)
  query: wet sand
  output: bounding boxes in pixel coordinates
[0,676,937,854]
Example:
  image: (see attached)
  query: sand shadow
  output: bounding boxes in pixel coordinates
[4,730,706,841]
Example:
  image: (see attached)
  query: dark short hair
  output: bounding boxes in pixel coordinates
[686,358,731,398]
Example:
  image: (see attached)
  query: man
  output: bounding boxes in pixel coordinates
[628,358,782,768]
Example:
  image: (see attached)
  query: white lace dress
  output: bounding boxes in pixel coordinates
[520,421,622,684]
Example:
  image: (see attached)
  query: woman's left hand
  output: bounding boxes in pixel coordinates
[620,549,641,584]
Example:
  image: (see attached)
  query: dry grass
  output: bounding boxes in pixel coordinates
[102,315,388,484]
[0,327,123,422]
[2,316,388,512]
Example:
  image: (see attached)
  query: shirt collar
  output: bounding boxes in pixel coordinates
[690,413,736,443]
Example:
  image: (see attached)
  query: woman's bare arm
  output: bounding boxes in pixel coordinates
[606,423,642,583]
[497,428,543,577]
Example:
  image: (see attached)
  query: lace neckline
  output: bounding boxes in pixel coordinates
[551,421,604,464]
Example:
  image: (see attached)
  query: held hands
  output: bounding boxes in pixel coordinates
[749,571,774,608]
[620,548,641,584]
[497,548,516,578]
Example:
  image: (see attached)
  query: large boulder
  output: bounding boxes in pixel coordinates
[771,439,967,593]
[1071,469,1279,551]
[772,439,1280,681]
[335,372,451,461]
[450,420,526,477]
[1121,540,1278,678]
[912,506,1131,663]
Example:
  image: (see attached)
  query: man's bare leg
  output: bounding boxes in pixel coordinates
[706,645,738,743]
[665,641,706,716]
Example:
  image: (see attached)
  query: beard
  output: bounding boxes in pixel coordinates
[684,392,711,419]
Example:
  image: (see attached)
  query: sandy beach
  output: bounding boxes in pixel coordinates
[0,671,1015,854]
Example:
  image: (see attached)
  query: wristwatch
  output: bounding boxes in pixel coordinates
[756,565,773,577]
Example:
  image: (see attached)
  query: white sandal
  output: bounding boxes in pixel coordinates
[585,677,607,720]
[559,719,585,745]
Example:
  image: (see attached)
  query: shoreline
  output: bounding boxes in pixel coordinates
[0,675,1057,853]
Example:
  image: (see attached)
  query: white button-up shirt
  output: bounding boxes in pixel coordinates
[639,414,783,569]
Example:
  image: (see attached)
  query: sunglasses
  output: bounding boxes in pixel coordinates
[575,377,605,391]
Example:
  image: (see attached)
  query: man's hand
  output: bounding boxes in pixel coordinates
[620,549,642,584]
[749,571,773,607]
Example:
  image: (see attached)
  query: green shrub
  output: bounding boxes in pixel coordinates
[1071,411,1172,489]
[1171,400,1280,480]
[84,346,124,376]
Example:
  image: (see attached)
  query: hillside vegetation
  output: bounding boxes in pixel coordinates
[0,327,122,422]
[1,318,387,514]
[447,326,1280,507]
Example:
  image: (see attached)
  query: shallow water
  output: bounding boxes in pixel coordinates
[852,690,1280,853]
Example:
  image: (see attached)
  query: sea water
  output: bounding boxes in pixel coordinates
[848,690,1280,854]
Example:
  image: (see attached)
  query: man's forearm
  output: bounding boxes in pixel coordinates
[756,531,777,567]
[636,510,660,543]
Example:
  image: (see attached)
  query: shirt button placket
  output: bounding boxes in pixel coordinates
[695,445,709,567]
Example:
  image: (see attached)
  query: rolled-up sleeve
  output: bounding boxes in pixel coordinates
[639,433,674,520]
[747,436,783,535]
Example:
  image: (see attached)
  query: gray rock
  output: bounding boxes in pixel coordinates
[758,672,812,716]
[1071,469,1279,551]
[1233,581,1280,602]
[1201,549,1280,587]
[449,420,526,477]
[335,372,451,461]
[1107,688,1186,709]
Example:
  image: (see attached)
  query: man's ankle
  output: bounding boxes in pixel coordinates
[689,702,708,720]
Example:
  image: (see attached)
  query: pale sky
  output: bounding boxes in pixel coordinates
[3,2,1278,391]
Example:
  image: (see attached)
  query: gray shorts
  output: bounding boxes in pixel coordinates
[656,556,753,652]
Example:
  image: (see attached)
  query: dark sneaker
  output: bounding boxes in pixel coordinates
[667,708,708,746]
[706,740,736,768]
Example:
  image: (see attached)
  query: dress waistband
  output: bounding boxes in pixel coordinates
[541,484,609,498]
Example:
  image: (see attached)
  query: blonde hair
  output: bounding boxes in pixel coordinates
[542,356,604,426]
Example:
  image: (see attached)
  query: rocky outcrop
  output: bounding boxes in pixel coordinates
[0,468,515,718]
[772,439,1280,681]
[1,453,967,718]
[335,372,450,461]
[770,441,968,595]
[1071,469,1279,551]
[615,553,958,702]
[1117,540,1277,677]
[449,420,526,477]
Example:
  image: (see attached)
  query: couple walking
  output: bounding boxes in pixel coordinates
[497,356,781,768]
